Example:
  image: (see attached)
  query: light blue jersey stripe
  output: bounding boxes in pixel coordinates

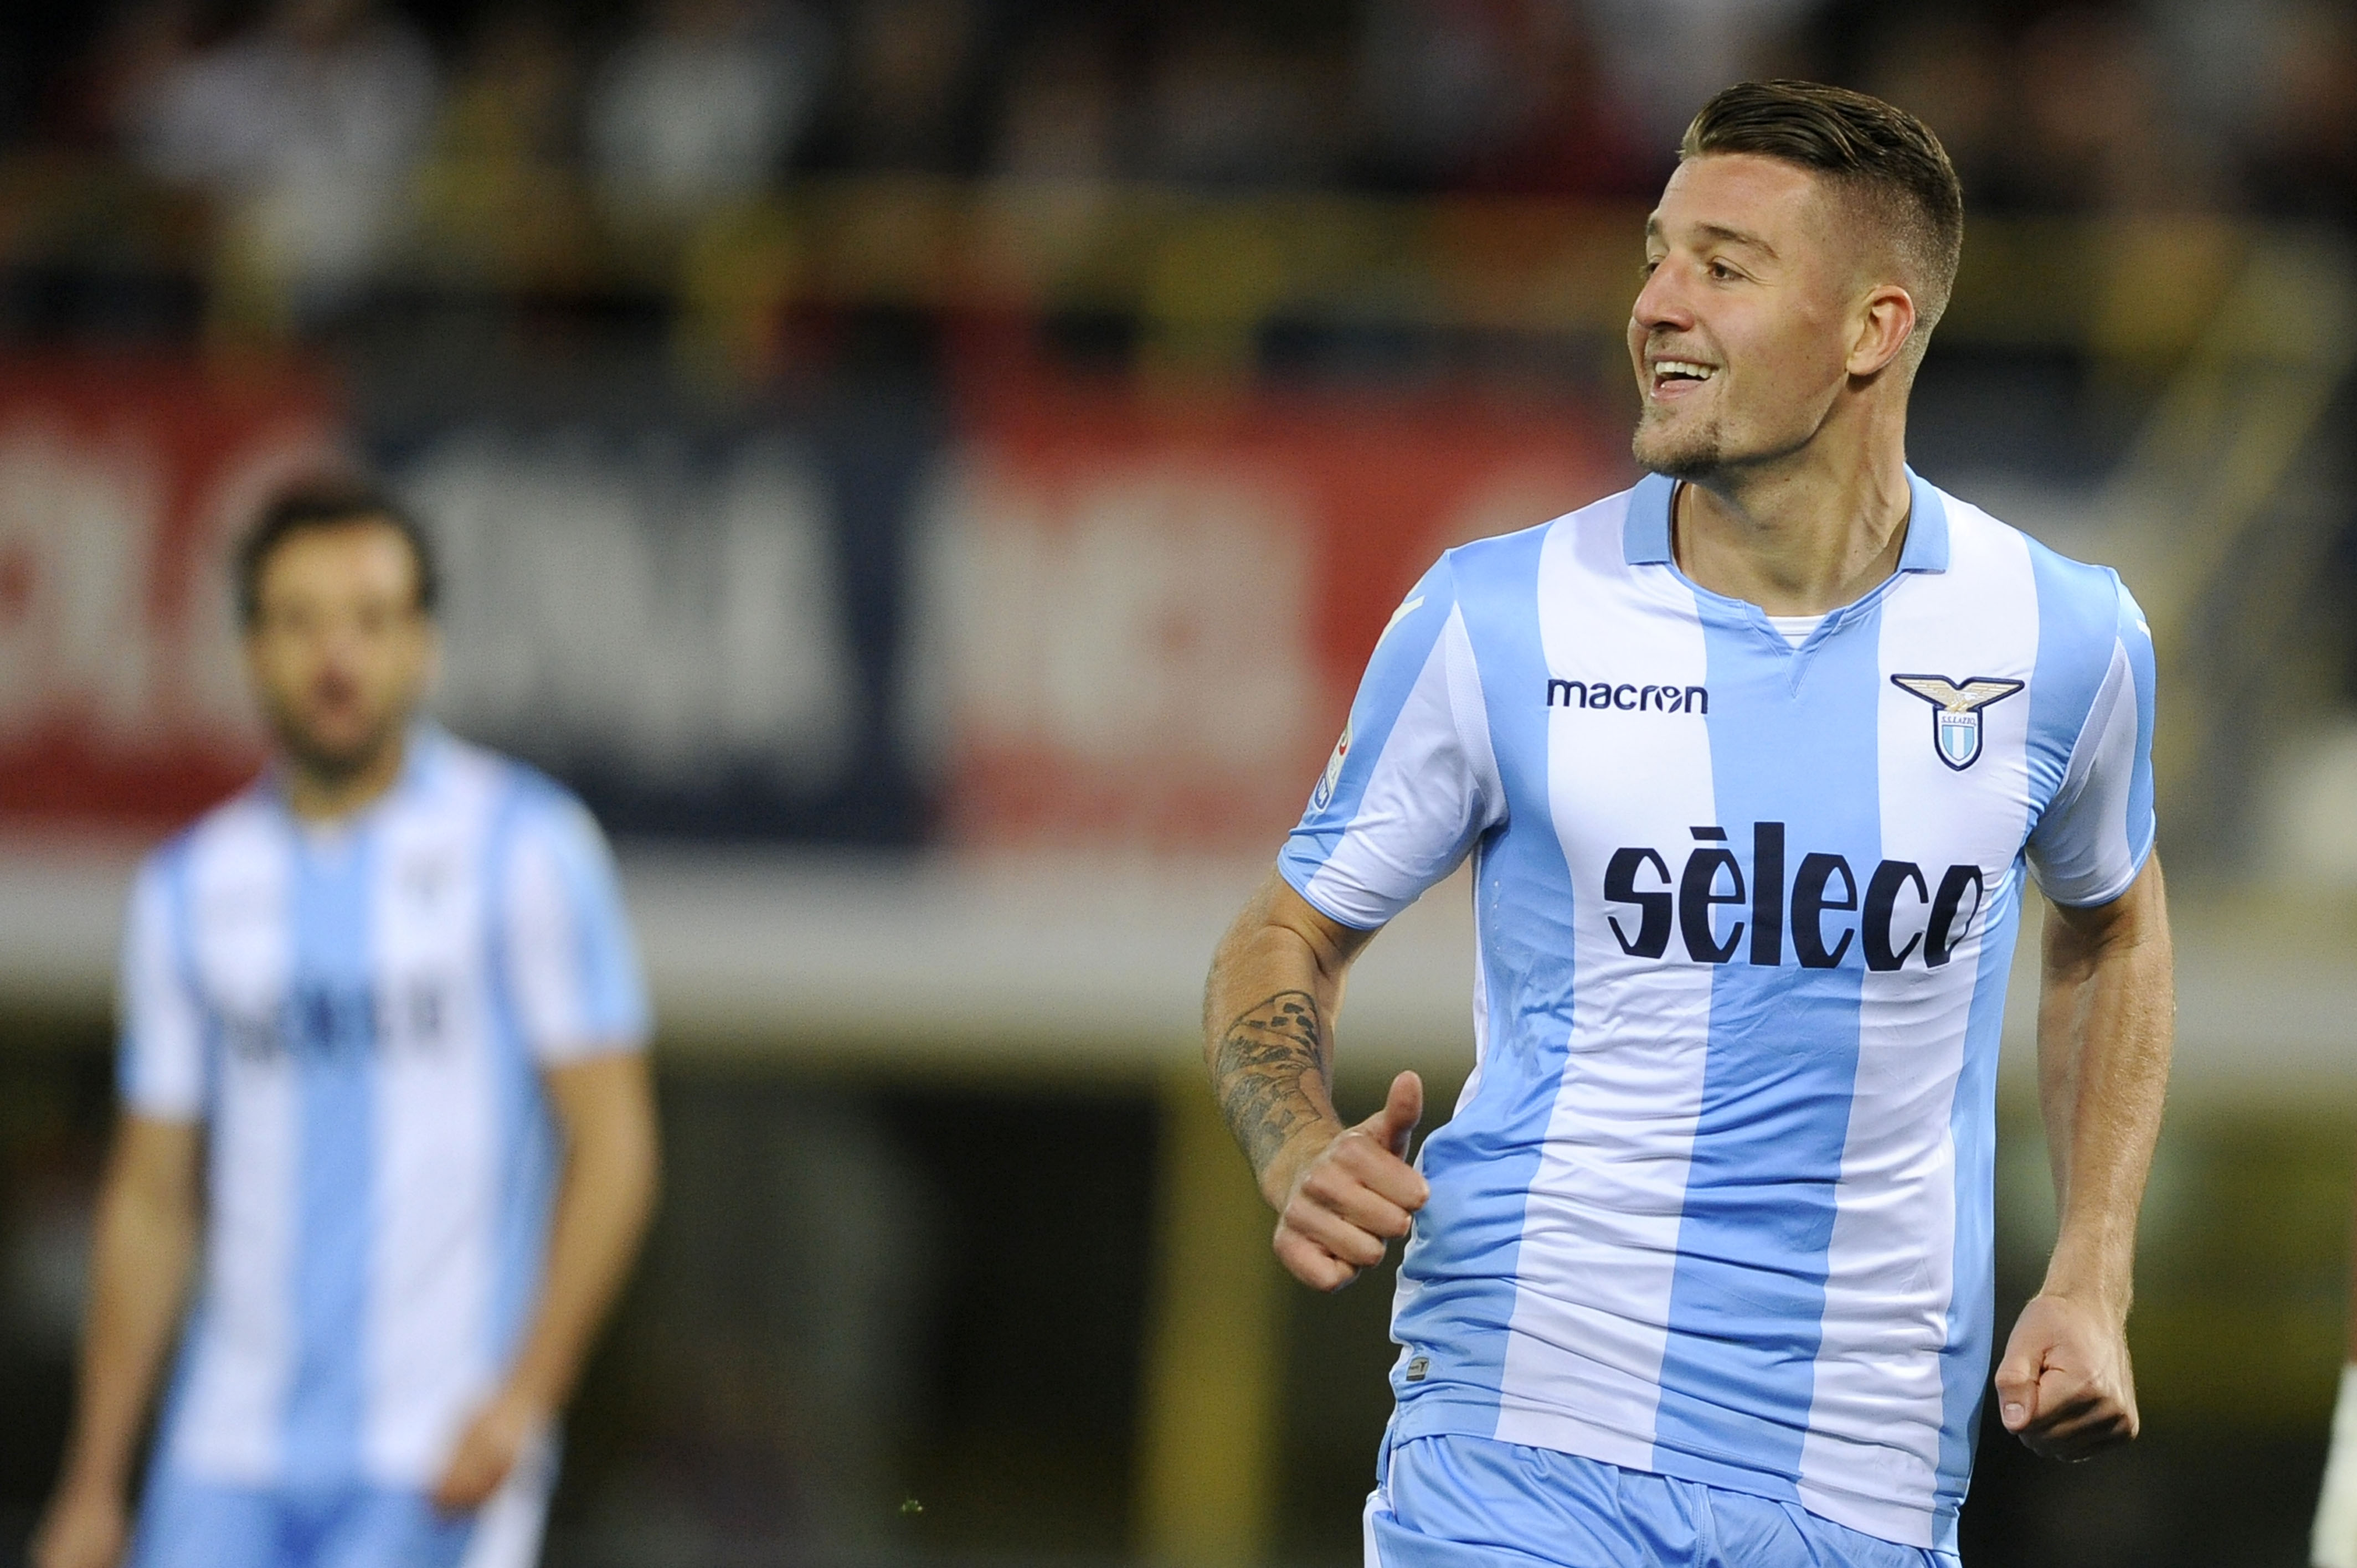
[483,780,556,1365]
[1651,578,1888,1490]
[282,823,381,1485]
[2023,543,2117,833]
[1392,527,1581,1423]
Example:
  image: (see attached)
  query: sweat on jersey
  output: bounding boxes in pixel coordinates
[120,730,649,1492]
[1280,471,2155,1554]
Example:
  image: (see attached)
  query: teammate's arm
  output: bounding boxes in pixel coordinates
[1995,854,2173,1461]
[1206,870,1428,1293]
[32,1115,202,1568]
[432,1049,659,1512]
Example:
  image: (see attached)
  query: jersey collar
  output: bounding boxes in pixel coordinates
[1621,466,1951,574]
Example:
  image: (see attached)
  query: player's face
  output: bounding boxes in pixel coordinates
[243,522,436,780]
[1628,153,1861,480]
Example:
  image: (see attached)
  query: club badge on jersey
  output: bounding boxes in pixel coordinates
[1889,674,2026,770]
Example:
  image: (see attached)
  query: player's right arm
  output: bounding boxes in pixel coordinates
[1205,873,1425,1292]
[38,854,212,1568]
[1206,553,1496,1291]
[34,1113,201,1568]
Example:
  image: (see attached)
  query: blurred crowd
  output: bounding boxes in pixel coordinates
[0,0,2347,332]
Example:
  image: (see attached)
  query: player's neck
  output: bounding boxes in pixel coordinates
[279,729,411,824]
[1670,431,1913,618]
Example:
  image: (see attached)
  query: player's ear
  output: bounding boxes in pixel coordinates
[1847,284,1917,379]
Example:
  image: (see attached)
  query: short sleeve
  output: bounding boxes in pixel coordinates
[1277,553,1504,929]
[2026,575,2157,906]
[501,789,651,1062]
[118,851,206,1121]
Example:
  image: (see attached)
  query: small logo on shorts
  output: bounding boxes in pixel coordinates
[1404,1356,1430,1384]
[1890,674,2025,771]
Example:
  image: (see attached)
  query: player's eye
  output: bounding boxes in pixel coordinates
[1708,260,1738,281]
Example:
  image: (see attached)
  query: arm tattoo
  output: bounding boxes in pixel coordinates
[1213,990,1332,1179]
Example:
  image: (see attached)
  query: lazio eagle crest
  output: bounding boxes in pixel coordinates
[1890,674,2026,770]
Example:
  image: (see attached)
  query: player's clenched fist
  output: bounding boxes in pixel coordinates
[1994,1292,2139,1461]
[1270,1071,1429,1292]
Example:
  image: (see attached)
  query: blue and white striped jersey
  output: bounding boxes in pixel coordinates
[120,730,649,1492]
[1281,471,2154,1553]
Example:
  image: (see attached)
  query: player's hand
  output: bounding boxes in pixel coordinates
[30,1477,129,1568]
[431,1388,546,1514]
[1270,1070,1429,1292]
[1994,1291,2138,1460]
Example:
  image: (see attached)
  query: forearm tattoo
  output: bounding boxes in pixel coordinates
[1213,990,1332,1178]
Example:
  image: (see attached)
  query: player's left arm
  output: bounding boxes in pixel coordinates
[436,789,660,1512]
[433,1046,660,1512]
[1996,854,2173,1461]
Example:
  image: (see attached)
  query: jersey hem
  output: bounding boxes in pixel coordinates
[1387,1392,1951,1554]
[1275,856,1389,932]
[533,1030,652,1066]
[119,1097,204,1124]
[2037,833,2155,909]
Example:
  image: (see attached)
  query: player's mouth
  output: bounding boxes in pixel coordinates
[1648,359,1719,399]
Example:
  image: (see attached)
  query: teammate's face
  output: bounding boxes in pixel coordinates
[243,521,436,781]
[1628,153,1861,480]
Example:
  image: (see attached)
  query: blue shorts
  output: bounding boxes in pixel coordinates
[131,1447,554,1568]
[1367,1432,1960,1568]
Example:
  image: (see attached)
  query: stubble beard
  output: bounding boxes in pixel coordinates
[269,695,407,792]
[1632,403,1728,482]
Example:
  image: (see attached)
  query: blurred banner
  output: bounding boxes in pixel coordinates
[920,367,1629,851]
[0,355,1628,849]
[0,360,338,830]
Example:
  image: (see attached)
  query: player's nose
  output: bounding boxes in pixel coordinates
[1632,260,1697,333]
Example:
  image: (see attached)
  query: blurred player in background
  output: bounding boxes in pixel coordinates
[1205,81,2173,1566]
[32,483,661,1568]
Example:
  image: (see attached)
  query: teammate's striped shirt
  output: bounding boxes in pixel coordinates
[121,729,648,1491]
[1282,471,2154,1552]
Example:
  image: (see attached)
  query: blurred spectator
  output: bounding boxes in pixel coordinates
[122,0,437,310]
[2145,0,2303,154]
[991,28,1124,182]
[1455,3,1654,198]
[413,6,588,281]
[1138,20,1347,187]
[49,0,203,154]
[834,0,981,173]
[1583,0,1819,154]
[434,6,580,171]
[2240,1,2357,222]
[1353,0,1530,190]
[586,0,830,216]
[2009,6,2209,213]
[1857,11,2011,209]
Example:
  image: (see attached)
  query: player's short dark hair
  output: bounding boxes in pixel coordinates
[1681,79,1965,341]
[236,477,439,627]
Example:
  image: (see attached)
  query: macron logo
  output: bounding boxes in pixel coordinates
[1547,678,1708,715]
